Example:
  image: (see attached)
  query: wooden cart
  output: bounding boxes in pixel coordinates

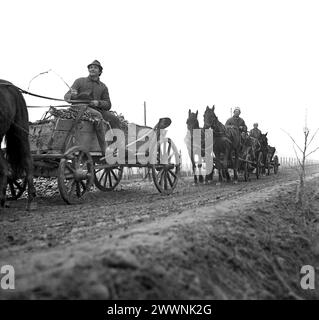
[7,107,180,204]
[239,146,264,182]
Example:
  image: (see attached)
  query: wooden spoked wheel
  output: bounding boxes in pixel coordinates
[6,177,27,200]
[94,165,123,191]
[151,138,180,195]
[58,146,94,204]
[256,152,263,180]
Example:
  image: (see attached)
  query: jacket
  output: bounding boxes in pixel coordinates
[225,116,247,132]
[249,128,261,139]
[64,76,111,110]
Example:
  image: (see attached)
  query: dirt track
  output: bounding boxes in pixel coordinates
[1,167,319,299]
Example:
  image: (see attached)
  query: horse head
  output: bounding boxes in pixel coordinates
[204,105,223,132]
[203,106,212,128]
[259,132,268,149]
[186,109,200,131]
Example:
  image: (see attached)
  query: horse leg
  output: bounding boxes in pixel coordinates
[205,168,214,183]
[192,161,198,184]
[25,156,36,211]
[198,164,204,183]
[233,150,239,184]
[222,150,231,183]
[215,153,225,185]
[224,169,231,182]
[209,169,214,182]
[204,155,214,184]
[0,152,8,210]
[262,154,267,175]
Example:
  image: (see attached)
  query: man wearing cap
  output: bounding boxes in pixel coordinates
[64,60,121,126]
[64,60,121,157]
[249,123,262,139]
[225,107,247,132]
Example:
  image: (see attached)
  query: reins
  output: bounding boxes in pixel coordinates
[0,82,90,138]
[0,82,91,107]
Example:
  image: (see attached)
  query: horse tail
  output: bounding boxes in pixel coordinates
[5,86,31,177]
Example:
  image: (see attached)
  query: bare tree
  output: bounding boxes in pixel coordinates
[282,125,319,207]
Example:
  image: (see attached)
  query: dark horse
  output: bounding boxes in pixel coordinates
[259,132,276,175]
[204,105,241,183]
[0,80,36,211]
[185,109,214,184]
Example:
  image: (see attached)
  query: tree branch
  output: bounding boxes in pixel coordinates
[306,127,319,148]
[306,146,319,158]
[281,129,303,153]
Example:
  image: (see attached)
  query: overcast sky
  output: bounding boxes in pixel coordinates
[1,0,319,163]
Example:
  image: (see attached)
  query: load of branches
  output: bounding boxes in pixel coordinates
[31,106,129,130]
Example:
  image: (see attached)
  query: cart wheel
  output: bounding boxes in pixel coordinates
[151,138,180,195]
[58,146,94,204]
[274,155,279,174]
[94,164,123,191]
[6,177,27,200]
[256,152,263,180]
[244,154,251,182]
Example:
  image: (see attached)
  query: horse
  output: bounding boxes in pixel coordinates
[0,80,36,211]
[242,133,262,162]
[259,132,276,175]
[258,133,268,175]
[203,105,241,183]
[185,109,214,184]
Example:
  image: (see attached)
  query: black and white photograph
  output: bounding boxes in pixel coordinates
[1,0,319,311]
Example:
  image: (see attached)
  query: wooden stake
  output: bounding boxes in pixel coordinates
[144,101,146,126]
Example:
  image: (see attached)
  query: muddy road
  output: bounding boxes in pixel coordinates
[1,166,319,299]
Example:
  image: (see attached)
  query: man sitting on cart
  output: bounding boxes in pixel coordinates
[225,107,247,133]
[64,60,121,158]
[225,107,248,150]
[249,122,262,139]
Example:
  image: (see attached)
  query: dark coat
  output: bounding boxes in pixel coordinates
[225,116,247,132]
[249,128,261,139]
[64,76,111,110]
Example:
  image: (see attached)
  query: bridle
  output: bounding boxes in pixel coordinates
[204,112,225,136]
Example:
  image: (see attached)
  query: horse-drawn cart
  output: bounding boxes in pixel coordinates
[264,152,280,175]
[7,106,180,204]
[238,139,264,182]
[212,144,263,183]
